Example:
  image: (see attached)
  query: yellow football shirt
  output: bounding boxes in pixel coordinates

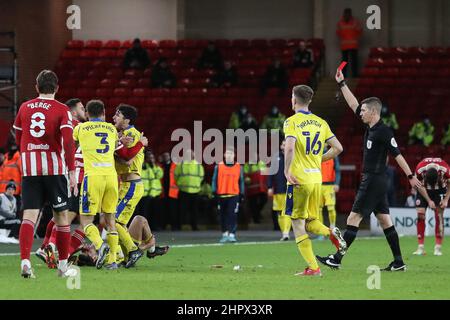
[283,110,335,185]
[115,125,144,176]
[73,119,118,176]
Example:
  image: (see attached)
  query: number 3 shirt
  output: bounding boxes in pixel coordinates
[283,110,335,185]
[13,96,75,176]
[73,118,118,177]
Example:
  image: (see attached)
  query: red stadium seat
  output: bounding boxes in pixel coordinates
[215,39,231,48]
[232,39,250,48]
[137,78,151,87]
[104,40,121,48]
[98,49,116,58]
[99,78,117,88]
[85,40,103,49]
[81,79,99,88]
[76,88,95,99]
[269,39,287,48]
[141,40,158,49]
[132,88,151,97]
[113,88,131,97]
[121,40,132,48]
[67,40,84,49]
[105,69,123,79]
[124,69,143,78]
[61,49,80,59]
[95,88,113,98]
[159,40,177,48]
[250,39,268,48]
[118,78,137,88]
[80,49,98,58]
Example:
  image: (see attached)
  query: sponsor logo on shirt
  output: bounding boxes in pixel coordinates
[27,143,50,151]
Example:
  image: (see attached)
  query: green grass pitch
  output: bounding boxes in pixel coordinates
[0,236,449,300]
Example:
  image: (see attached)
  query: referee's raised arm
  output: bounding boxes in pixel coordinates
[335,68,359,113]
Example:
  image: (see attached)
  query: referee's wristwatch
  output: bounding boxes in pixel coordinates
[407,174,415,180]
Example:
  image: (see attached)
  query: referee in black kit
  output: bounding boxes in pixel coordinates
[317,67,429,271]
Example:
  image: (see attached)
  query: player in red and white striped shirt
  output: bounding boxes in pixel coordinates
[413,157,450,256]
[13,70,77,278]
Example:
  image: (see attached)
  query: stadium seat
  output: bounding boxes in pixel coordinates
[141,40,158,49]
[104,40,121,48]
[118,78,137,88]
[81,79,100,88]
[80,49,98,58]
[105,68,123,79]
[99,78,117,88]
[132,88,151,97]
[61,49,80,59]
[85,40,103,49]
[113,88,131,97]
[98,49,116,58]
[159,40,177,48]
[67,40,84,49]
[95,88,113,98]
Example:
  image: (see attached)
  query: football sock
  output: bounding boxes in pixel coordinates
[278,214,291,234]
[84,223,103,250]
[335,225,358,262]
[327,206,337,227]
[106,231,119,264]
[296,234,319,270]
[49,226,57,245]
[116,223,138,253]
[69,229,85,255]
[417,216,425,245]
[19,219,35,260]
[41,218,55,248]
[384,225,403,263]
[306,219,330,237]
[434,210,443,245]
[55,225,71,260]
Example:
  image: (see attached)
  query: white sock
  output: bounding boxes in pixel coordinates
[21,259,31,269]
[149,245,156,253]
[419,244,424,249]
[282,232,289,238]
[58,259,68,272]
[229,233,235,238]
[330,225,335,229]
[223,232,229,237]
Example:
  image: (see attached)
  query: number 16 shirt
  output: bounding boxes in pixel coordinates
[73,119,118,177]
[283,110,335,185]
[13,97,75,177]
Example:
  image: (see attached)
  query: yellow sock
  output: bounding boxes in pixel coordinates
[318,207,324,224]
[327,206,337,227]
[106,231,119,264]
[116,223,138,253]
[278,214,292,234]
[296,234,319,270]
[306,219,330,237]
[84,224,103,250]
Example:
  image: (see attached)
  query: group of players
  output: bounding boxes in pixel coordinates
[15,70,168,278]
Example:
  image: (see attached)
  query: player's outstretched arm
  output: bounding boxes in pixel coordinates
[336,69,359,113]
[322,137,343,162]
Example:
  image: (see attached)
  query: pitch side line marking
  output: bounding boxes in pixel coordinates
[0,237,383,256]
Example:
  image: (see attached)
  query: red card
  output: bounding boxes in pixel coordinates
[338,61,347,71]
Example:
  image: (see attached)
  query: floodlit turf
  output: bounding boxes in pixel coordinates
[0,236,449,300]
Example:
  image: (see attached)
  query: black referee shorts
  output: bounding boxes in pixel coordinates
[416,188,447,209]
[351,173,389,217]
[22,175,69,212]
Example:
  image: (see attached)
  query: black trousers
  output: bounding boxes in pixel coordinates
[342,49,358,77]
[162,197,181,231]
[0,218,21,238]
[247,193,268,223]
[218,196,240,234]
[178,191,199,230]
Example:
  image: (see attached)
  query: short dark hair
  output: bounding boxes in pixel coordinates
[65,98,82,110]
[361,97,382,114]
[86,100,105,118]
[117,104,138,125]
[425,168,438,186]
[36,70,58,94]
[293,85,314,105]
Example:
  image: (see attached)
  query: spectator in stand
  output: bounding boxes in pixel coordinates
[228,105,249,129]
[0,143,22,212]
[151,58,176,88]
[0,181,20,241]
[261,59,288,95]
[405,188,417,208]
[260,105,286,133]
[441,123,450,146]
[211,61,238,88]
[123,38,150,69]
[336,8,362,77]
[408,115,435,147]
[198,41,223,70]
[292,41,314,68]
[240,113,259,132]
[381,105,399,133]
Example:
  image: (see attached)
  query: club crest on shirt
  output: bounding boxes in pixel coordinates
[391,138,398,148]
[416,199,421,206]
[367,140,372,149]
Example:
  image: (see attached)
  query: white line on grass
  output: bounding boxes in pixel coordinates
[0,236,382,257]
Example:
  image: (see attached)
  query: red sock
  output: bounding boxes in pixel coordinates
[417,218,425,245]
[55,225,71,261]
[435,210,443,245]
[49,226,57,245]
[69,229,85,255]
[19,219,35,260]
[41,219,55,248]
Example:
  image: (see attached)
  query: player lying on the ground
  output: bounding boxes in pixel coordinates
[70,215,169,267]
[413,157,450,256]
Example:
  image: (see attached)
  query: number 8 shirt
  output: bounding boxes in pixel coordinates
[13,96,75,176]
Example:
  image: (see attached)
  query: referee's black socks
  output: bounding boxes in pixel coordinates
[383,226,403,263]
[335,225,359,262]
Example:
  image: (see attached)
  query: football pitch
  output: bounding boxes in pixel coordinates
[0,235,449,300]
